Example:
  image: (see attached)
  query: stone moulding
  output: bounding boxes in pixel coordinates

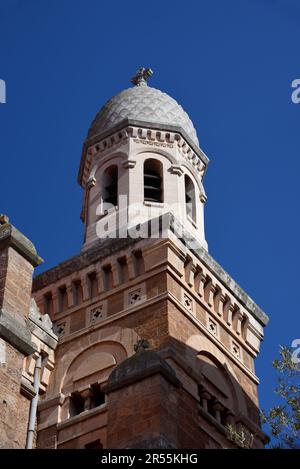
[0,223,43,267]
[78,118,210,188]
[28,299,58,350]
[38,393,65,412]
[20,376,36,400]
[0,308,36,356]
[33,236,138,291]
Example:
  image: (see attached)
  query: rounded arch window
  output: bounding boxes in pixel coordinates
[185,174,196,222]
[144,159,163,203]
[102,165,118,207]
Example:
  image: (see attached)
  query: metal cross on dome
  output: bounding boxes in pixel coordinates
[131,67,153,86]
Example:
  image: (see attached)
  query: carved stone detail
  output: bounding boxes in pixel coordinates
[125,283,146,308]
[54,322,66,338]
[208,316,218,337]
[128,288,142,305]
[231,341,241,360]
[183,292,193,312]
[90,304,105,323]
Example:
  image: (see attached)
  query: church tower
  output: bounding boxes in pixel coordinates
[33,69,269,449]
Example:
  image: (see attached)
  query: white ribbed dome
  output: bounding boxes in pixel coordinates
[88,85,199,146]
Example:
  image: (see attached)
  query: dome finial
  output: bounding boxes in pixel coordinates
[131,67,153,87]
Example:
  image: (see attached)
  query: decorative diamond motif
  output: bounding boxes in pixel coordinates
[208,317,217,337]
[90,305,105,323]
[232,341,241,359]
[88,86,199,146]
[183,293,193,312]
[129,288,142,305]
[54,322,65,337]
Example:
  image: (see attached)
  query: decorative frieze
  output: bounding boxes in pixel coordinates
[133,138,174,149]
[81,125,207,188]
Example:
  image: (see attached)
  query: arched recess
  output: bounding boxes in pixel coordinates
[135,148,177,165]
[196,351,238,413]
[89,151,128,181]
[180,161,206,200]
[87,154,126,225]
[45,327,140,398]
[186,334,248,416]
[59,340,127,420]
[185,174,196,222]
[144,158,163,203]
[102,165,118,207]
[61,341,127,395]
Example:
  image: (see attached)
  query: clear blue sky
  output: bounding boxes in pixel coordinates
[1,0,299,431]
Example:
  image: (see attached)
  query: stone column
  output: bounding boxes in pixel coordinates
[96,267,105,294]
[212,401,224,424]
[66,283,74,308]
[185,260,197,288]
[126,254,136,280]
[207,282,216,308]
[198,272,207,299]
[52,290,59,316]
[199,390,211,413]
[227,302,236,327]
[111,263,120,287]
[216,292,226,317]
[82,388,93,411]
[81,277,90,302]
[235,310,244,336]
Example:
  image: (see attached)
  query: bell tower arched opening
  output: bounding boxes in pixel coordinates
[144,159,163,203]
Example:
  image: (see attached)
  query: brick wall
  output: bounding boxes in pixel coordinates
[106,373,178,448]
[0,247,33,323]
[0,340,30,448]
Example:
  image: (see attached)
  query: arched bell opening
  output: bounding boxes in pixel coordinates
[144,159,163,203]
[102,165,118,207]
[185,174,196,223]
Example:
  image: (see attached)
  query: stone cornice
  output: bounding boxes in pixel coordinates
[32,236,138,291]
[28,304,58,350]
[0,223,43,267]
[0,308,36,356]
[78,118,210,188]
